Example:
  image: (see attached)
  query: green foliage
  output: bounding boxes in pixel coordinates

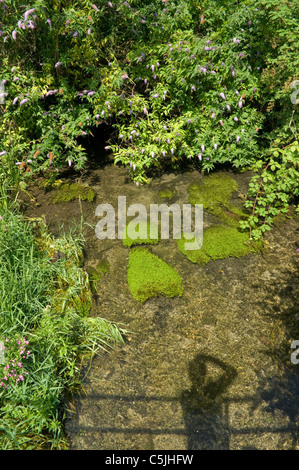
[0,0,298,232]
[0,209,125,449]
[240,140,299,239]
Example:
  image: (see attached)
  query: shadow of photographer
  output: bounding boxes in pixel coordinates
[180,354,237,450]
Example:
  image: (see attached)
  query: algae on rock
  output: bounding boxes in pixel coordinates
[86,259,110,293]
[122,221,159,247]
[188,173,247,226]
[51,182,96,204]
[127,247,183,303]
[177,225,260,264]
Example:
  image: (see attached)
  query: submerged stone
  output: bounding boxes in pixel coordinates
[127,247,183,303]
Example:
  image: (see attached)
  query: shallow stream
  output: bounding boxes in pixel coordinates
[23,155,299,450]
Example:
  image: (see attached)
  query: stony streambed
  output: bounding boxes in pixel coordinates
[22,158,299,450]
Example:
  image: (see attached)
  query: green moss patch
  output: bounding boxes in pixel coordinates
[127,247,183,303]
[188,173,247,226]
[177,225,260,264]
[122,220,159,247]
[159,188,177,200]
[51,182,96,204]
[86,259,110,293]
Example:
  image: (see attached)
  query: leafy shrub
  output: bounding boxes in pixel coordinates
[0,0,298,234]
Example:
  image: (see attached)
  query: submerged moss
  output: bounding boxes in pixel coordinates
[86,259,110,293]
[96,259,110,274]
[177,225,260,264]
[51,182,96,204]
[127,247,183,303]
[188,173,247,226]
[159,188,177,200]
[122,220,159,247]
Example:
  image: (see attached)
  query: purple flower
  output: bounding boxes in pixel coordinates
[143,107,148,115]
[226,104,231,112]
[87,28,91,35]
[171,148,174,154]
[108,1,113,7]
[13,96,19,105]
[201,144,205,153]
[220,92,226,100]
[151,64,155,71]
[55,62,62,68]
[198,153,202,161]
[13,77,19,83]
[234,117,239,121]
[191,85,196,91]
[238,100,243,108]
[68,159,72,167]
[0,151,7,156]
[92,4,99,11]
[151,152,155,158]
[236,136,240,143]
[214,143,218,150]
[46,19,52,27]
[19,98,28,106]
[121,73,129,80]
[24,8,35,21]
[73,31,79,37]
[152,93,159,98]
[88,91,96,96]
[12,30,17,40]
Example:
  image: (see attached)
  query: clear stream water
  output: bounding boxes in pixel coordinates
[24,155,299,450]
